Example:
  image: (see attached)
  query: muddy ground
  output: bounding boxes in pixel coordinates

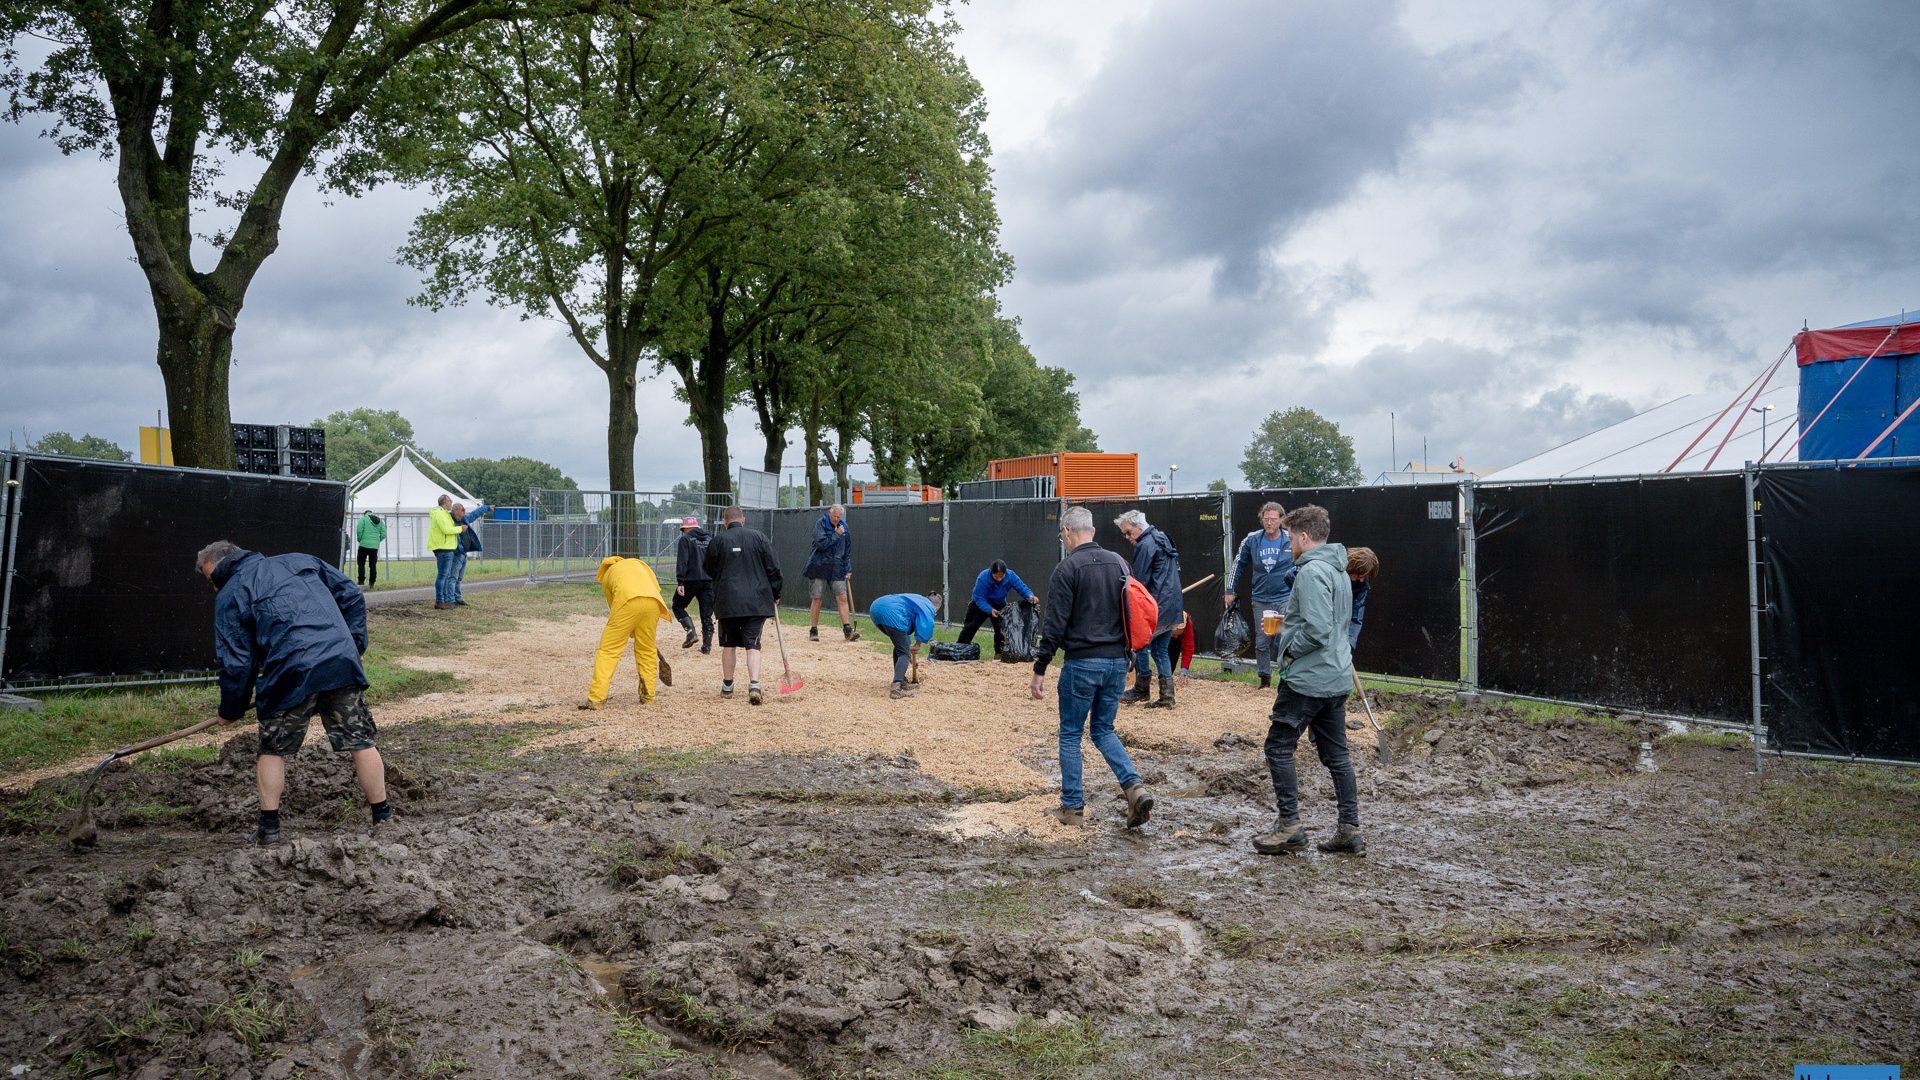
[3,613,1916,1078]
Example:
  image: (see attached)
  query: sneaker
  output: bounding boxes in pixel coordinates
[1317,823,1366,857]
[1122,782,1155,829]
[809,627,820,642]
[682,628,698,649]
[657,658,673,687]
[749,686,763,706]
[843,624,860,642]
[1044,805,1085,827]
[1251,817,1308,855]
[721,682,735,698]
[253,824,281,847]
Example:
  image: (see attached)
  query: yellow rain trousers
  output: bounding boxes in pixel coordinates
[589,557,669,705]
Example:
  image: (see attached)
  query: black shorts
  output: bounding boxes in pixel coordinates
[258,687,376,756]
[717,616,765,650]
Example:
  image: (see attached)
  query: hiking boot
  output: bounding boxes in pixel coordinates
[1145,681,1176,709]
[1044,804,1085,827]
[1317,823,1366,857]
[749,686,763,706]
[890,681,916,700]
[253,823,281,847]
[1258,673,1271,690]
[844,624,860,642]
[1122,782,1156,829]
[434,601,451,610]
[657,658,673,687]
[809,626,820,642]
[1251,816,1309,855]
[1121,675,1152,705]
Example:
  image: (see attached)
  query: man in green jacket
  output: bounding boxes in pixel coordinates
[1252,504,1364,858]
[354,510,387,588]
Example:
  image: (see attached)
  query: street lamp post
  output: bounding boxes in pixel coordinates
[1749,404,1774,454]
[1167,464,1179,492]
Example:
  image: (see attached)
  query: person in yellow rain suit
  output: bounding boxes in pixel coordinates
[583,556,673,709]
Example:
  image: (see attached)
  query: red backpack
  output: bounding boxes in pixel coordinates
[1121,568,1158,652]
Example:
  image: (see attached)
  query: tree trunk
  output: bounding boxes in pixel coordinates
[155,304,240,470]
[803,413,826,506]
[605,363,640,555]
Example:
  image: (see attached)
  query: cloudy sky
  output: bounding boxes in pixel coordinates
[3,0,1915,490]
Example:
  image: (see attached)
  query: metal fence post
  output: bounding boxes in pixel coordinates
[941,500,952,625]
[1745,463,1766,772]
[0,455,23,684]
[1218,489,1236,673]
[1459,481,1480,700]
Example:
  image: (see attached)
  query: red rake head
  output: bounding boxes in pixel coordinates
[778,669,804,695]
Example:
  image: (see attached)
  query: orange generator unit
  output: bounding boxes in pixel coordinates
[988,453,1139,499]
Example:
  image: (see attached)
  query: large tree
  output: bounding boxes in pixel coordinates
[1241,406,1364,489]
[2,0,590,469]
[25,432,132,461]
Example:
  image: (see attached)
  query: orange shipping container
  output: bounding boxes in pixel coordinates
[988,453,1138,499]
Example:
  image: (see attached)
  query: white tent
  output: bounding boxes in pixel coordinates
[347,446,476,560]
[1491,382,1798,482]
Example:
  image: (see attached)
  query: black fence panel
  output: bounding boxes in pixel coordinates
[760,508,818,608]
[2,456,346,685]
[1474,475,1748,720]
[1759,465,1920,761]
[1073,495,1228,652]
[948,500,1062,619]
[841,503,945,617]
[1230,486,1461,681]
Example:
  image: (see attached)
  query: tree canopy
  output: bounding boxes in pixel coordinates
[1241,407,1364,489]
[440,456,577,508]
[313,409,425,483]
[25,432,131,461]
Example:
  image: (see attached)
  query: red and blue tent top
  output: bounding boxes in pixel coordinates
[1796,309,1919,366]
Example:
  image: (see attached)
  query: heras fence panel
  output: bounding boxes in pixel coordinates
[840,502,946,617]
[1758,464,1920,762]
[1,456,346,687]
[763,508,821,609]
[1231,486,1462,683]
[1073,495,1227,652]
[947,500,1062,618]
[1474,474,1749,720]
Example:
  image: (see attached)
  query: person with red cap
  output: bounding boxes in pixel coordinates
[672,515,714,653]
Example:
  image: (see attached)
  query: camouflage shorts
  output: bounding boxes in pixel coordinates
[258,687,377,756]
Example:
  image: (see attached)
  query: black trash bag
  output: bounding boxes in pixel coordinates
[999,604,1041,663]
[930,641,981,662]
[1216,607,1252,658]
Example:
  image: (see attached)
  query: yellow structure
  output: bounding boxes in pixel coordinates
[137,426,174,465]
[589,556,670,706]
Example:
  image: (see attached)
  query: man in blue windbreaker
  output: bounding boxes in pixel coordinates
[1224,501,1294,690]
[957,559,1037,656]
[1115,509,1184,709]
[804,504,857,642]
[869,590,941,699]
[197,540,390,846]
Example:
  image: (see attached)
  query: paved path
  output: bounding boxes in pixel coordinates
[361,574,581,608]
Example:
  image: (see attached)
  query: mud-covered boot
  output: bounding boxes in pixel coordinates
[1145,680,1176,709]
[1122,782,1155,828]
[1121,673,1152,705]
[1251,816,1308,855]
[843,623,860,642]
[253,822,281,847]
[1044,805,1085,827]
[889,681,915,700]
[1317,823,1366,857]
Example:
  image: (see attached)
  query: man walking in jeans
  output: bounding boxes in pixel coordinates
[1029,505,1155,829]
[1252,504,1364,857]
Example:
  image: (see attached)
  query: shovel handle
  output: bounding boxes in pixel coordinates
[111,717,223,759]
[1181,573,1217,595]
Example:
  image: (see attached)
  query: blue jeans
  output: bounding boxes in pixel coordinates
[1056,657,1139,809]
[433,549,457,604]
[1132,628,1173,681]
[451,550,469,602]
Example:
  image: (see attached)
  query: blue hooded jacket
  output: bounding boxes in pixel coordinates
[970,567,1035,613]
[870,593,937,642]
[211,548,368,720]
[804,512,852,580]
[1128,525,1184,632]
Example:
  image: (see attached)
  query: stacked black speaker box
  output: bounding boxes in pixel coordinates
[229,423,327,478]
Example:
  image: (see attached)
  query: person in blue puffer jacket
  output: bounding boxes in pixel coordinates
[958,560,1037,655]
[804,504,857,642]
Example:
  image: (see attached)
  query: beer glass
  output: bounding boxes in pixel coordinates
[1261,609,1282,636]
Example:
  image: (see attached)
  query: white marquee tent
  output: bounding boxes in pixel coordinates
[1491,382,1798,482]
[347,446,477,560]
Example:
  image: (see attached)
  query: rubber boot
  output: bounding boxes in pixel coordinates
[1252,816,1308,855]
[1145,680,1176,709]
[679,612,697,649]
[1258,673,1271,690]
[1121,672,1152,705]
[1317,823,1366,857]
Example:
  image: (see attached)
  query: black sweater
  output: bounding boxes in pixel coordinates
[1033,540,1130,673]
[703,523,782,619]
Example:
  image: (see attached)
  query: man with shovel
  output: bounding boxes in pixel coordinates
[583,555,673,709]
[869,590,941,699]
[198,540,389,846]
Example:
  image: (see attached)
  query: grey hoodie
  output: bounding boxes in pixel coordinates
[1275,542,1353,698]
